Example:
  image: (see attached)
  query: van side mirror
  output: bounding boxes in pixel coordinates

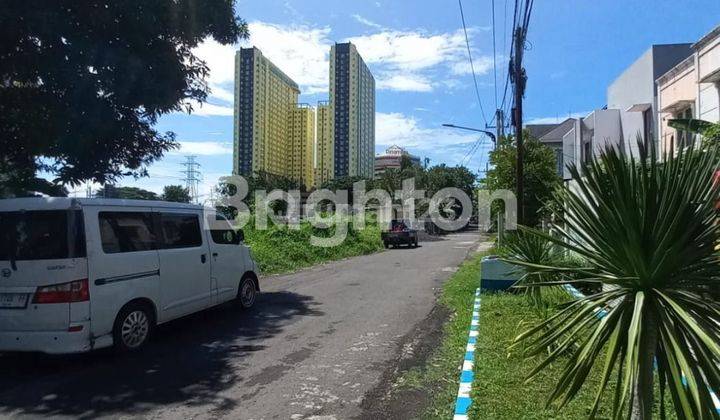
[236,229,244,243]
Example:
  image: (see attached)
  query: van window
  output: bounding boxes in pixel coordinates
[159,213,202,249]
[99,212,157,253]
[0,210,86,261]
[208,215,240,245]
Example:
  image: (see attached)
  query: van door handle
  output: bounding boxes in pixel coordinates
[201,254,207,263]
[212,252,219,257]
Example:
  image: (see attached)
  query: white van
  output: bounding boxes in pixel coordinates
[0,197,260,354]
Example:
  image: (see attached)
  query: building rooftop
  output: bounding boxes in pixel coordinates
[238,47,300,91]
[539,118,577,143]
[656,54,695,86]
[693,24,720,50]
[526,123,558,140]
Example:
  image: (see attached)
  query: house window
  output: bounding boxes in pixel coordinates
[676,107,694,149]
[583,142,592,163]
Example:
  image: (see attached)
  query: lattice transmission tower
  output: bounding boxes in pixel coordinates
[180,156,202,203]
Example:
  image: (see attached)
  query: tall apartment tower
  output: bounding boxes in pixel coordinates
[315,100,332,186]
[329,42,376,179]
[233,47,300,177]
[289,104,316,188]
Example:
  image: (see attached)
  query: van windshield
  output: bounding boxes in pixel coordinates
[0,210,86,261]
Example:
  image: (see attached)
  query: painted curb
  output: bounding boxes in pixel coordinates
[453,288,480,420]
[562,284,720,414]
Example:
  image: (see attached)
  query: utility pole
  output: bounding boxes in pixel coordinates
[484,109,505,149]
[181,156,202,204]
[511,26,527,225]
[495,109,504,143]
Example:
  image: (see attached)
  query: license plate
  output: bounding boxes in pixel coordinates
[0,293,29,309]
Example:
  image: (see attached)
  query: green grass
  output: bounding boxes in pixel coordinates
[244,217,384,275]
[468,293,679,420]
[469,293,614,419]
[390,244,682,419]
[394,251,487,419]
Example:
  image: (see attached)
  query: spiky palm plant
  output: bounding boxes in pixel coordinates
[507,142,720,419]
[501,229,562,308]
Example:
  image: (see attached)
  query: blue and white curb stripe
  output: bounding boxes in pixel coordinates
[453,288,480,420]
[562,284,720,413]
[562,284,608,317]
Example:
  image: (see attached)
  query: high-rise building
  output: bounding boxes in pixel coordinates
[315,100,332,187]
[289,103,315,188]
[329,42,375,179]
[233,47,300,177]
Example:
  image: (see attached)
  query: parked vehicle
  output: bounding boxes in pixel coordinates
[381,220,419,248]
[0,198,259,354]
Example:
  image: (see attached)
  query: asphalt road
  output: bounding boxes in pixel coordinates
[0,232,481,420]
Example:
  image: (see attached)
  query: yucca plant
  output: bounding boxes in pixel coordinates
[506,141,720,419]
[500,229,562,309]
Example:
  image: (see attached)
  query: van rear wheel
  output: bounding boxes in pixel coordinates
[238,276,257,309]
[113,303,153,352]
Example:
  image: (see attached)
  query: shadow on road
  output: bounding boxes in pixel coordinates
[385,244,423,250]
[0,291,323,419]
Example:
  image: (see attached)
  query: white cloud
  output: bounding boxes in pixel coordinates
[192,40,237,90]
[526,112,590,125]
[189,21,493,99]
[181,100,234,117]
[449,55,493,76]
[440,79,465,91]
[352,14,384,30]
[192,21,331,99]
[208,85,234,102]
[376,74,433,92]
[243,22,331,93]
[172,141,234,156]
[348,30,469,71]
[376,112,478,149]
[348,28,491,93]
[376,112,495,167]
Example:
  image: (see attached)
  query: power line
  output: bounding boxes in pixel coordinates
[499,0,518,120]
[458,0,488,125]
[522,0,535,34]
[461,136,487,167]
[502,0,508,66]
[491,0,498,110]
[508,0,535,224]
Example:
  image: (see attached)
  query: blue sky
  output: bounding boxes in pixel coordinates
[84,0,720,198]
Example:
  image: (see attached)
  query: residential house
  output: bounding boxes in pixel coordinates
[557,44,694,179]
[535,118,578,179]
[657,24,720,157]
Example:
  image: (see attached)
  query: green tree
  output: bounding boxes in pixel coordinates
[95,185,158,200]
[0,1,247,195]
[321,176,368,206]
[485,130,561,226]
[215,171,301,218]
[507,142,720,419]
[162,185,191,203]
[425,164,476,198]
[423,164,477,223]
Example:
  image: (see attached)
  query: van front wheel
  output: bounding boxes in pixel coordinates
[113,303,153,352]
[237,276,257,309]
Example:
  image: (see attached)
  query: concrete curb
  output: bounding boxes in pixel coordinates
[453,288,480,420]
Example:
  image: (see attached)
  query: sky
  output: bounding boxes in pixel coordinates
[72,0,720,198]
